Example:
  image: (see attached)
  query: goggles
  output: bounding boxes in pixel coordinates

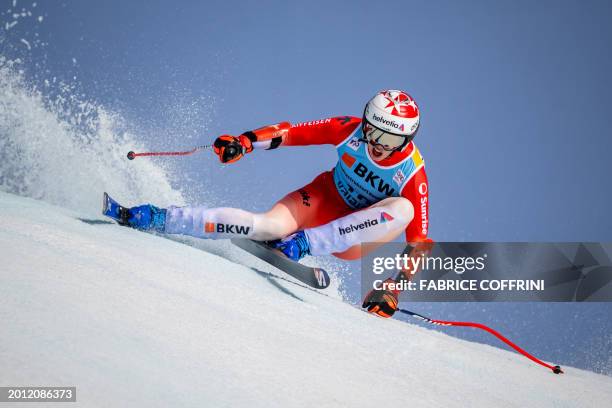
[362,120,412,152]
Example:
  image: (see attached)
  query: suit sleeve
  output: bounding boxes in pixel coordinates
[240,116,361,150]
[400,165,429,243]
[284,116,361,147]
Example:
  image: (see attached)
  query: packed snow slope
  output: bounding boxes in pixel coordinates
[1,191,611,408]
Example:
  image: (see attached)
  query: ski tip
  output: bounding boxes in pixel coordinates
[313,268,330,289]
[102,192,109,214]
[231,239,331,290]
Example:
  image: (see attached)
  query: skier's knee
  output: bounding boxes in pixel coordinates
[251,214,294,240]
[377,197,414,226]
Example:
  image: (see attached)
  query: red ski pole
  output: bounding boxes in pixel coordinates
[398,308,563,374]
[126,144,213,160]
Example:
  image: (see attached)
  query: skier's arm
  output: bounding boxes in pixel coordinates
[214,116,361,163]
[283,116,361,147]
[397,165,432,281]
[402,165,429,245]
[213,116,361,163]
[361,165,431,318]
[240,122,292,150]
[213,122,291,163]
[241,116,361,149]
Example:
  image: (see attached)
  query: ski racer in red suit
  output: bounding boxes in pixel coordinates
[127,90,432,318]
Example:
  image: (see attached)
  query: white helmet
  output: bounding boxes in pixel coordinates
[362,90,420,151]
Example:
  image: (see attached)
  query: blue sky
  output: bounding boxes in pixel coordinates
[12,0,611,241]
[2,0,612,374]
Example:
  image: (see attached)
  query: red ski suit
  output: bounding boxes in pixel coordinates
[247,116,429,259]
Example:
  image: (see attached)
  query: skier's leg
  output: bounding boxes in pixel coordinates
[164,206,249,239]
[164,205,293,241]
[304,196,414,260]
[127,170,348,242]
[125,201,288,240]
[161,171,348,241]
[245,170,351,240]
[265,170,353,232]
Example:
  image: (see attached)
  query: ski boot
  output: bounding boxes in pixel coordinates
[125,204,167,232]
[268,230,311,261]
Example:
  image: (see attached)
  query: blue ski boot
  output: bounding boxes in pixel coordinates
[127,204,167,232]
[268,230,311,261]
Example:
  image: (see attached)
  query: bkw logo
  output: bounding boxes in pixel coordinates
[341,153,396,196]
[205,222,250,235]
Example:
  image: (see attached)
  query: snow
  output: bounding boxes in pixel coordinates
[1,191,611,407]
[19,38,30,50]
[0,61,184,215]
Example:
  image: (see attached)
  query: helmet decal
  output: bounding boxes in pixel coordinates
[381,90,419,118]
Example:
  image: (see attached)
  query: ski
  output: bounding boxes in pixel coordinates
[231,238,330,290]
[102,193,330,289]
[102,192,129,225]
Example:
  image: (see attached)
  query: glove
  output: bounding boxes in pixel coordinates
[362,278,399,318]
[411,238,435,256]
[213,135,253,164]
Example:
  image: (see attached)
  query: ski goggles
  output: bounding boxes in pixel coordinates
[362,120,412,152]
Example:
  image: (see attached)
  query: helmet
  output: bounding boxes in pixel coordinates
[362,90,420,151]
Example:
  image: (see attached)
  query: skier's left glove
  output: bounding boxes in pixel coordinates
[362,278,399,318]
[213,135,253,164]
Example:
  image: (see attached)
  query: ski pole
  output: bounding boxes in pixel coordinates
[397,308,563,374]
[126,144,214,160]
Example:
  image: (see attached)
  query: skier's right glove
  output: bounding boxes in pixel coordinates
[213,135,253,164]
[362,278,399,318]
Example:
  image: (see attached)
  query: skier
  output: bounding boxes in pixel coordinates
[126,90,430,318]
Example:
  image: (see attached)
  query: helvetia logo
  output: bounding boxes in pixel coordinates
[338,218,378,235]
[338,212,393,236]
[205,222,250,235]
[380,212,394,223]
[372,113,405,132]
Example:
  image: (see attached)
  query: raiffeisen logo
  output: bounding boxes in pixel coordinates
[338,212,393,236]
[372,113,405,132]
